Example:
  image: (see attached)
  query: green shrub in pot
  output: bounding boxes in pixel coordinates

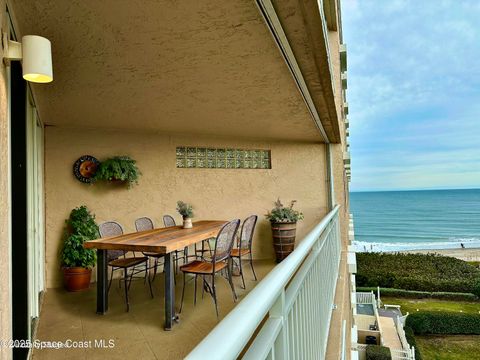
[61,206,99,291]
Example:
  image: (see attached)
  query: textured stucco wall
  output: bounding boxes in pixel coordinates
[0,2,12,359]
[45,127,328,288]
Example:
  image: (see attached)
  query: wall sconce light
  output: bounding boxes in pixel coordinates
[2,33,53,83]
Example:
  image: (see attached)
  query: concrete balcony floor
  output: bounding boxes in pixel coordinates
[32,260,275,360]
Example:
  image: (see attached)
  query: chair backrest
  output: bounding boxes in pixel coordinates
[99,221,125,261]
[213,219,240,263]
[163,215,176,227]
[135,217,154,232]
[239,215,258,250]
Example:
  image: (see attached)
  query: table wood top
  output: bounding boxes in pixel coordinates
[84,220,227,254]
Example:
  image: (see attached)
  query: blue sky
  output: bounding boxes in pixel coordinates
[341,0,480,192]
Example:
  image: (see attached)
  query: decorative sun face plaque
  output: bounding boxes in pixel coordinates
[73,155,100,183]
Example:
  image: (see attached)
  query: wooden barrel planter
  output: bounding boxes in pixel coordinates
[63,267,92,292]
[271,222,297,262]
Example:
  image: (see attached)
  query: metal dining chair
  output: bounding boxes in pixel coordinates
[179,219,240,317]
[165,214,213,261]
[231,215,258,289]
[135,216,164,282]
[99,221,153,312]
[163,214,176,228]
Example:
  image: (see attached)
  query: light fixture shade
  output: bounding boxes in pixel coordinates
[22,35,53,83]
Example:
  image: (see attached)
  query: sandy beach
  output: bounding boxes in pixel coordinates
[394,248,480,262]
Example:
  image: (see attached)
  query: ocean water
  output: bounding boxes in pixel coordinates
[350,189,480,252]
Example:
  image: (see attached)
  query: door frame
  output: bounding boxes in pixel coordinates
[10,53,29,360]
[8,8,46,360]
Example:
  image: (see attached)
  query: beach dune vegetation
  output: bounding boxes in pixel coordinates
[406,311,480,336]
[356,287,478,301]
[356,253,480,296]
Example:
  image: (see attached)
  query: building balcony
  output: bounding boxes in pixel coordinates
[342,72,348,90]
[2,2,351,360]
[340,44,348,72]
[344,101,349,116]
[344,152,351,165]
[32,207,343,359]
[353,292,416,360]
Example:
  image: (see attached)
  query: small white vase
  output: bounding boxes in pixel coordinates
[183,218,193,229]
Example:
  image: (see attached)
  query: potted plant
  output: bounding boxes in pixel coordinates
[177,201,194,229]
[61,206,99,291]
[266,199,304,262]
[93,156,140,188]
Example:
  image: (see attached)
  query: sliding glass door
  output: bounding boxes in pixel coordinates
[26,88,45,333]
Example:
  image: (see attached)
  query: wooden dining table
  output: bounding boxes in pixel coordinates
[84,220,227,330]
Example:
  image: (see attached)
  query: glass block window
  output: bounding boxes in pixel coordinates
[176,147,271,169]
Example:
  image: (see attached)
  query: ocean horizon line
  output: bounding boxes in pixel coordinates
[350,187,480,194]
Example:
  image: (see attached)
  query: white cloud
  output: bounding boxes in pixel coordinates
[343,1,480,191]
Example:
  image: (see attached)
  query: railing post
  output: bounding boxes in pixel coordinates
[271,291,289,360]
[340,320,347,360]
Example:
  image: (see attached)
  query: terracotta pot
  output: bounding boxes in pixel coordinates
[63,267,92,292]
[271,222,297,263]
[183,217,193,229]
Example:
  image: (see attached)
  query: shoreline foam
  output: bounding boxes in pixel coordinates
[352,245,480,262]
[352,238,480,253]
[396,248,480,262]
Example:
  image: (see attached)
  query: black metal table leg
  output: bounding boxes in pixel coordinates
[96,249,108,314]
[164,252,176,330]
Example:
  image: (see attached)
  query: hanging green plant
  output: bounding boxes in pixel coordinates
[93,156,141,188]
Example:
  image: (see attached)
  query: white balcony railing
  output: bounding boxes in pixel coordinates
[394,315,416,360]
[187,205,342,359]
[391,348,415,360]
[356,292,375,305]
[356,345,415,360]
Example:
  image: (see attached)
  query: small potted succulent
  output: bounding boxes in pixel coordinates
[266,199,304,262]
[177,201,194,229]
[61,206,99,291]
[93,156,140,188]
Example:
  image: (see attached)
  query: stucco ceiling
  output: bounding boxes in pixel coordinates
[11,0,323,142]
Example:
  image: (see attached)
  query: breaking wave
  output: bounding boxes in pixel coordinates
[352,237,480,252]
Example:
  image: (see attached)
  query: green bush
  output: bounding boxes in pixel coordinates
[61,206,99,268]
[472,278,480,298]
[404,326,422,360]
[356,287,478,301]
[357,253,480,296]
[366,345,391,360]
[405,311,480,335]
